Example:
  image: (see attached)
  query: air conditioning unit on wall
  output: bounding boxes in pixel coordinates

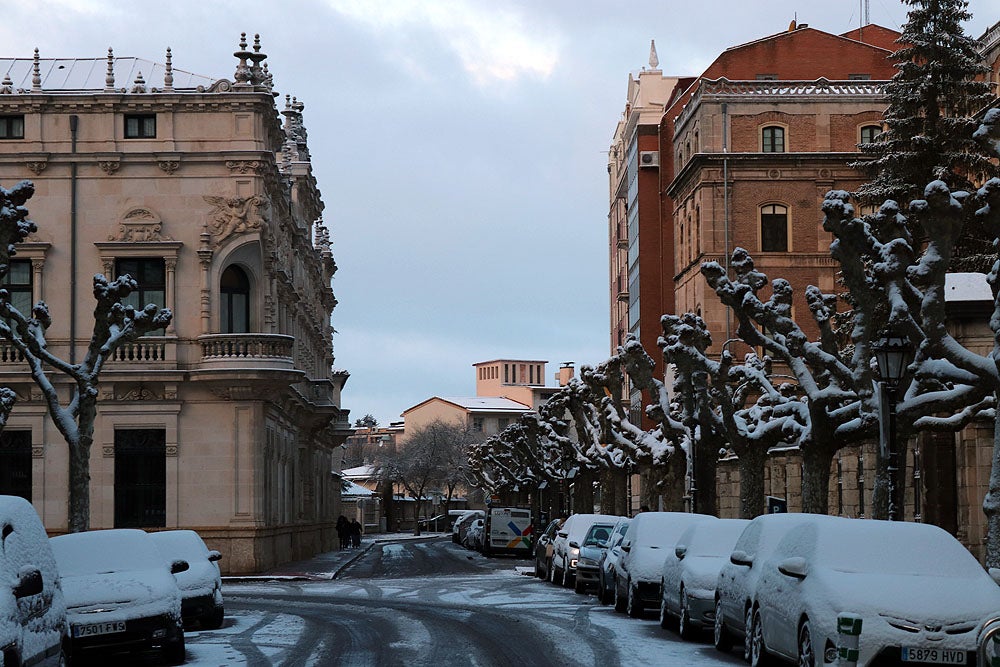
[639,151,659,168]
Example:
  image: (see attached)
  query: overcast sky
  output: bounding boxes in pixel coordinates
[1,1,995,426]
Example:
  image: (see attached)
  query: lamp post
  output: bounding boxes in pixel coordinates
[872,329,913,521]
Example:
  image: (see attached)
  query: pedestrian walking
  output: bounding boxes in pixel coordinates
[336,515,349,550]
[350,518,362,548]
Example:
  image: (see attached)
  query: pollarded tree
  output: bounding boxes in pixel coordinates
[855,0,997,271]
[0,181,172,532]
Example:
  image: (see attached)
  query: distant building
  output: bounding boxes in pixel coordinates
[0,38,351,573]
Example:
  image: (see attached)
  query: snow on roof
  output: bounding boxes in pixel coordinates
[0,57,216,91]
[438,397,531,412]
[945,272,993,302]
[341,480,373,497]
[340,464,375,479]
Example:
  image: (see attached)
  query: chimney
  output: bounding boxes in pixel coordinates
[557,362,575,387]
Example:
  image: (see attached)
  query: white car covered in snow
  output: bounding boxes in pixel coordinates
[0,495,68,666]
[50,528,187,664]
[151,530,224,629]
[739,514,1000,667]
[613,512,716,618]
[659,517,749,639]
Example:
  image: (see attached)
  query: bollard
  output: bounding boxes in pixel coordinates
[837,613,862,667]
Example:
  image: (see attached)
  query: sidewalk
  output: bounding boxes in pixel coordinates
[222,531,447,583]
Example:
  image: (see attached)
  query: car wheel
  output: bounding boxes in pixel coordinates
[597,573,608,604]
[713,598,734,653]
[561,565,571,588]
[743,605,754,662]
[550,560,561,584]
[678,588,696,640]
[574,576,586,594]
[204,604,225,630]
[658,589,672,629]
[626,581,643,618]
[797,619,815,667]
[613,577,627,613]
[164,634,186,665]
[534,558,543,578]
[749,607,772,667]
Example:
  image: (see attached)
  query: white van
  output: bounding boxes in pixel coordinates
[482,507,533,556]
[0,495,69,666]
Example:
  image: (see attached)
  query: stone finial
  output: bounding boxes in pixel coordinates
[648,40,659,70]
[131,71,147,93]
[105,47,115,92]
[248,33,266,85]
[0,74,12,95]
[163,47,174,92]
[31,48,41,92]
[234,32,252,85]
[262,61,274,92]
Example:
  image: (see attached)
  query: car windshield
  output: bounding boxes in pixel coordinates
[583,524,614,547]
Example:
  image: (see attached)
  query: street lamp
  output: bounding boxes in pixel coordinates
[872,328,913,521]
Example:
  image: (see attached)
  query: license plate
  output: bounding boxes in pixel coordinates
[901,646,967,664]
[73,621,126,638]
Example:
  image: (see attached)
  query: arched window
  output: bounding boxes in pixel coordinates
[762,125,785,153]
[761,204,789,252]
[221,265,250,333]
[860,124,881,145]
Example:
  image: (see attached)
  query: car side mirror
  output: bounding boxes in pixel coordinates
[730,550,752,567]
[208,550,222,563]
[569,541,580,549]
[621,543,631,553]
[990,568,1000,586]
[777,557,808,580]
[675,545,687,560]
[13,567,42,598]
[557,532,568,538]
[171,559,190,575]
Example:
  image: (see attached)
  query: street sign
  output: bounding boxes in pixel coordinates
[767,496,788,513]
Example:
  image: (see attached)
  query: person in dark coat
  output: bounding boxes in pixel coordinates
[350,518,362,548]
[336,515,349,550]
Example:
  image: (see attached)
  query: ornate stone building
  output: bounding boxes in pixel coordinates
[0,36,351,573]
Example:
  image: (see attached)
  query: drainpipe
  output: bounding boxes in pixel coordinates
[721,102,731,341]
[69,115,78,364]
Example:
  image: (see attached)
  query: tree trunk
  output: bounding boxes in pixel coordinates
[800,445,835,514]
[599,469,618,515]
[573,470,595,514]
[737,445,767,519]
[654,453,687,512]
[694,441,718,516]
[984,409,1000,567]
[413,498,423,535]
[67,437,90,533]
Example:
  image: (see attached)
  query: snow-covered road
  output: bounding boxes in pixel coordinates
[180,538,745,665]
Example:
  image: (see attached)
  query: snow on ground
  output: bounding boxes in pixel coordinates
[199,566,745,665]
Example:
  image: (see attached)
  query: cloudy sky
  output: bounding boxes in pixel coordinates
[1,1,995,425]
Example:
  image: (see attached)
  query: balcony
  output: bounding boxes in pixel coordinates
[196,333,295,371]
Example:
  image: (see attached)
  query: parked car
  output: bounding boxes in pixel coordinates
[533,518,564,580]
[550,513,619,588]
[151,530,224,629]
[452,510,484,544]
[741,514,1000,667]
[597,517,631,605]
[714,512,819,660]
[0,495,69,667]
[463,518,485,551]
[420,509,468,532]
[51,528,188,664]
[659,518,749,639]
[574,522,617,594]
[614,512,716,618]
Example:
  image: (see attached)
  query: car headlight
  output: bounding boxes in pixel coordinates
[569,547,579,558]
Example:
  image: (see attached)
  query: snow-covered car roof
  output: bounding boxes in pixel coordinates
[677,518,750,557]
[561,514,620,542]
[51,528,170,575]
[628,512,717,549]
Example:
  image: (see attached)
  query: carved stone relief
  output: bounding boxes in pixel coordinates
[203,195,266,247]
[109,207,174,243]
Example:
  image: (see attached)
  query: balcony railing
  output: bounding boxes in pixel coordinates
[197,333,295,371]
[112,339,168,363]
[0,344,25,364]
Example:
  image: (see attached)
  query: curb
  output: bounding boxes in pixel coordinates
[222,541,376,584]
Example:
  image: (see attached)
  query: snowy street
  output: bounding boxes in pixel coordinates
[178,536,745,666]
